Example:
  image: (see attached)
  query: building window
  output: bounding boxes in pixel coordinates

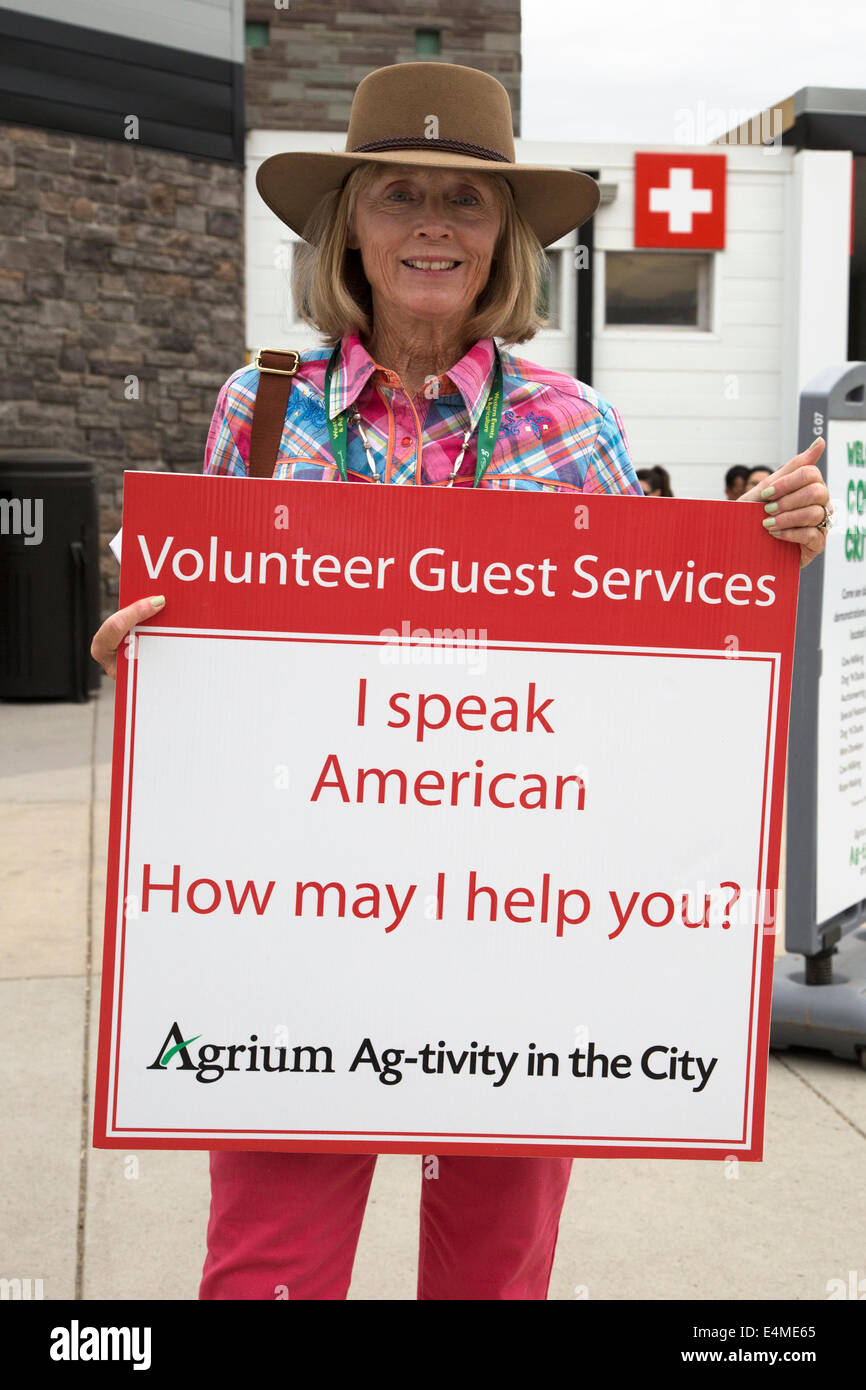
[245,22,270,48]
[536,251,562,330]
[604,250,712,329]
[414,29,441,55]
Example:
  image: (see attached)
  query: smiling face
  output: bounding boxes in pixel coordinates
[346,164,503,336]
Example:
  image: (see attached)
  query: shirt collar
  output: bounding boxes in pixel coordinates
[329,332,497,432]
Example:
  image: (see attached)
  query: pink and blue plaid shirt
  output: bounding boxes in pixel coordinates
[204,331,643,496]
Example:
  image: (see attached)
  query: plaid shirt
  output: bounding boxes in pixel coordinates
[204,331,643,496]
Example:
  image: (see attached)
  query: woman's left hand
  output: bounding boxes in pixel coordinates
[738,438,832,569]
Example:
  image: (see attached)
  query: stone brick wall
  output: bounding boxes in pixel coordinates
[0,125,245,613]
[245,0,522,134]
[0,1,521,620]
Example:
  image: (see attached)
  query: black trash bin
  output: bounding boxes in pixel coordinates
[0,450,102,701]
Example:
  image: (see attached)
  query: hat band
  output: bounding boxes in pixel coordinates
[350,135,511,163]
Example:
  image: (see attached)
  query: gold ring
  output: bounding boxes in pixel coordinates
[816,504,832,532]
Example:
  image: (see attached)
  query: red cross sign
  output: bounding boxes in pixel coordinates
[634,152,726,250]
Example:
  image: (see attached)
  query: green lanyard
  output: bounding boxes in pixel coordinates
[324,344,504,486]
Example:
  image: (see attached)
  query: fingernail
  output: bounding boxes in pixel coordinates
[762,517,776,529]
[150,596,166,610]
[810,438,823,449]
[764,501,778,514]
[761,486,775,499]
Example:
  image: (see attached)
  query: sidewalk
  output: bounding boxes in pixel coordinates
[1,682,864,1301]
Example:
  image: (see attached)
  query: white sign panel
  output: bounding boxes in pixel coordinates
[816,420,866,924]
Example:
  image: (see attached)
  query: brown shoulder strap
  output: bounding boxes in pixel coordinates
[248,349,301,478]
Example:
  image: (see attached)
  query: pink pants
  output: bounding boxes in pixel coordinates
[199,1150,572,1300]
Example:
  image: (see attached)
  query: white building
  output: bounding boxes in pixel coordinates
[246,86,862,500]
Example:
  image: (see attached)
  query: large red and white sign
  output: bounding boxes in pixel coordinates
[635,152,726,249]
[94,473,799,1159]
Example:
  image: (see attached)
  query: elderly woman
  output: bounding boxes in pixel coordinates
[91,62,831,1301]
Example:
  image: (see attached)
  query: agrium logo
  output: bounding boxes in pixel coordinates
[148,1022,334,1083]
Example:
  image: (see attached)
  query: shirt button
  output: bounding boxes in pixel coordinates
[401,436,411,447]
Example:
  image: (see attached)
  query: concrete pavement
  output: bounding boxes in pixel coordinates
[1,682,864,1301]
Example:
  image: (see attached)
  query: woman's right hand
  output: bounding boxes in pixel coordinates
[90,596,166,681]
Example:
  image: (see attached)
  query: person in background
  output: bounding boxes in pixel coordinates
[745,466,773,493]
[636,466,673,497]
[725,465,751,500]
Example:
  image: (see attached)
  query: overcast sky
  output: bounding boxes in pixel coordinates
[522,0,866,144]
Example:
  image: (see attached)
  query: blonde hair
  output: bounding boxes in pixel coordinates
[290,161,551,346]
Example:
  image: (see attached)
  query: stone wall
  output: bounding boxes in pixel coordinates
[0,1,521,618]
[245,0,522,133]
[0,125,245,612]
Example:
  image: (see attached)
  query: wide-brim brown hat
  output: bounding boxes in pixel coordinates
[255,62,600,249]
